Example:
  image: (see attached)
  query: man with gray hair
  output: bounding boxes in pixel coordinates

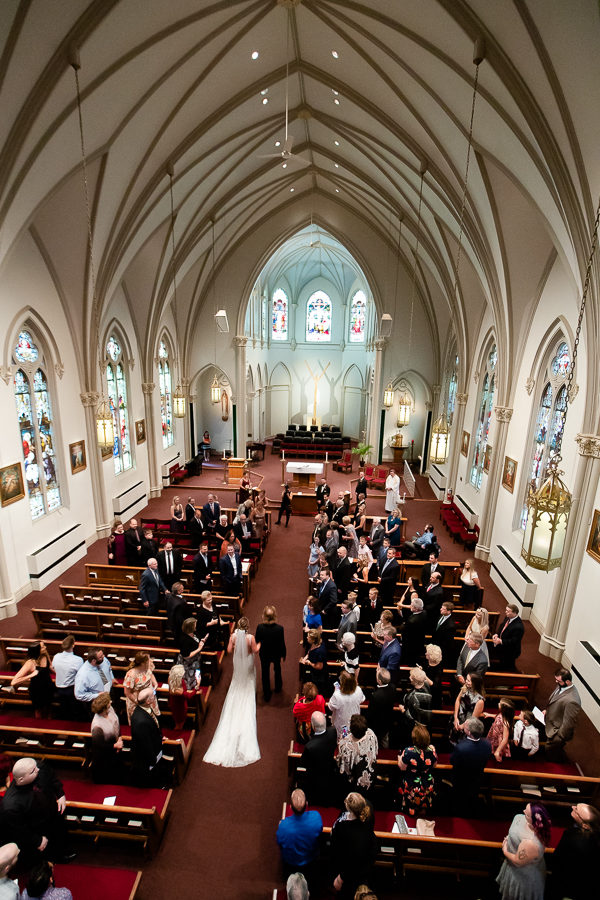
[450,717,491,814]
[130,686,166,787]
[340,632,360,680]
[455,632,488,687]
[276,789,322,887]
[336,595,360,648]
[300,712,337,803]
[287,872,309,900]
[0,843,19,899]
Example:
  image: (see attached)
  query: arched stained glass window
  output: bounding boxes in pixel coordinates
[306,291,331,342]
[13,332,61,520]
[158,340,174,448]
[106,335,132,475]
[519,340,571,528]
[349,290,366,343]
[470,343,497,489]
[272,288,288,341]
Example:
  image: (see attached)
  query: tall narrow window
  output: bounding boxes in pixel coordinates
[349,290,366,343]
[271,288,288,341]
[470,343,497,489]
[447,354,459,424]
[106,335,132,475]
[158,341,174,448]
[13,330,61,520]
[306,291,332,342]
[520,341,570,527]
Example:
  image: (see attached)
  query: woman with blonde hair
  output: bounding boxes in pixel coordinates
[123,651,159,723]
[170,496,185,533]
[330,792,377,895]
[465,606,490,661]
[457,559,482,608]
[421,643,444,708]
[167,663,197,730]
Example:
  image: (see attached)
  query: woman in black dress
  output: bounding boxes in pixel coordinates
[275,482,292,526]
[330,792,377,897]
[10,641,54,718]
[196,591,223,650]
[299,628,328,696]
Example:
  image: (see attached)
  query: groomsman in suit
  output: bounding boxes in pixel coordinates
[421,551,445,585]
[202,493,220,534]
[193,540,212,593]
[317,569,338,627]
[543,667,582,759]
[455,634,488,688]
[378,547,400,605]
[333,546,354,600]
[139,558,166,613]
[157,541,183,591]
[255,605,286,702]
[219,543,242,596]
[420,571,445,629]
[125,518,143,566]
[432,601,456,666]
[188,508,205,544]
[491,604,524,670]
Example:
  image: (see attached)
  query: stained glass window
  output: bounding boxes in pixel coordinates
[13,340,61,520]
[470,343,497,489]
[106,336,132,475]
[158,340,174,448]
[552,342,570,377]
[272,288,288,341]
[306,291,331,342]
[447,354,459,424]
[349,290,366,343]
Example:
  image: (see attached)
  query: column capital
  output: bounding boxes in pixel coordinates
[494,406,513,423]
[80,391,100,407]
[374,338,386,351]
[456,393,468,406]
[575,433,600,458]
[234,335,248,348]
[432,383,442,394]
[141,382,155,395]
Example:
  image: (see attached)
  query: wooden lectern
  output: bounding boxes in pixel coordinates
[226,457,246,485]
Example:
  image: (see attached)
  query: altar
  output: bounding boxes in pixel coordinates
[285,461,324,490]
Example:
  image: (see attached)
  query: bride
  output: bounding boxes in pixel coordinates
[203,616,261,767]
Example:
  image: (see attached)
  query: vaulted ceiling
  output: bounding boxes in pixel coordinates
[1,0,598,389]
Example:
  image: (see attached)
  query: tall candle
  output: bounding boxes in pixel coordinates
[282,449,285,460]
[325,451,328,462]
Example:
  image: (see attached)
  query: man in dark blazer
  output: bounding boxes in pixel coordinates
[255,604,286,702]
[185,497,197,528]
[398,597,427,666]
[368,517,385,555]
[140,528,158,565]
[300,711,337,803]
[450,717,491,815]
[420,571,445,630]
[124,518,143,566]
[333,547,354,600]
[192,540,212,593]
[188,508,205,544]
[317,569,338,627]
[366,667,396,747]
[491,604,524,670]
[157,541,183,590]
[455,634,489,686]
[543,667,582,758]
[315,477,330,511]
[130,687,168,787]
[432,601,456,666]
[378,547,400,605]
[139,558,166,613]
[202,493,220,533]
[378,627,402,681]
[219,543,242,596]
[166,581,187,645]
[421,551,445,585]
[233,513,254,552]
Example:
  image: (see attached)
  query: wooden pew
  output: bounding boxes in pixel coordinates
[33,608,171,646]
[60,583,238,619]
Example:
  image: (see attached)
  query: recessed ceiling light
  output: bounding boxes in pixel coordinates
[334,163,339,168]
[331,50,339,59]
[332,89,339,95]
[335,188,340,193]
[275,140,281,147]
[334,98,340,105]
[334,140,340,146]
[251,51,259,60]
[290,187,295,192]
[261,88,268,95]
[282,163,288,169]
[262,98,268,105]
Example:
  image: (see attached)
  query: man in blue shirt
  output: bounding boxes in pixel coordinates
[276,789,322,885]
[74,648,114,706]
[402,524,436,559]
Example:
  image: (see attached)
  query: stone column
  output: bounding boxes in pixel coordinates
[142,382,161,497]
[539,433,600,660]
[80,391,110,537]
[234,336,248,458]
[368,338,386,454]
[447,393,468,492]
[475,406,513,561]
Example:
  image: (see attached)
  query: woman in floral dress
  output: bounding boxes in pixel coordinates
[337,714,379,795]
[398,724,437,816]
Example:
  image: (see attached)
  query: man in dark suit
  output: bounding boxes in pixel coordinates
[366,586,382,626]
[398,597,427,666]
[192,540,212,594]
[317,569,338,627]
[255,605,286,702]
[219,543,242,596]
[420,571,444,630]
[368,517,385,555]
[377,537,392,567]
[378,547,400,605]
[166,581,187,645]
[315,477,330,511]
[491,604,524,670]
[547,802,600,900]
[139,558,166,613]
[333,546,354,601]
[202,493,220,533]
[233,513,254,552]
[188,508,205,544]
[185,497,197,528]
[378,627,402,682]
[450,717,491,815]
[432,601,456,666]
[366,667,396,747]
[140,528,158,565]
[299,711,337,803]
[543,667,582,759]
[124,518,143,566]
[455,634,488,686]
[157,541,183,591]
[421,551,445,585]
[130,687,169,787]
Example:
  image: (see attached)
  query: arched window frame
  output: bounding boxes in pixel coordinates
[348,289,367,343]
[271,287,289,341]
[518,339,571,529]
[12,329,62,520]
[469,342,497,490]
[306,290,332,342]
[447,355,459,424]
[105,334,132,475]
[158,338,174,449]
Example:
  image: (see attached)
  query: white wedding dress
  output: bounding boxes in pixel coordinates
[203,629,261,767]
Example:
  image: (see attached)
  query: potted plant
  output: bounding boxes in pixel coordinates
[351,443,373,467]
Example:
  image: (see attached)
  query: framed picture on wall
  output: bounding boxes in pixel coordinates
[461,431,470,456]
[483,444,492,473]
[586,509,600,563]
[101,445,112,461]
[502,456,517,493]
[69,440,86,474]
[0,462,25,507]
[135,419,146,444]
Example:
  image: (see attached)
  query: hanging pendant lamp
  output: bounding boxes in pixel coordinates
[383,383,394,408]
[430,414,450,464]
